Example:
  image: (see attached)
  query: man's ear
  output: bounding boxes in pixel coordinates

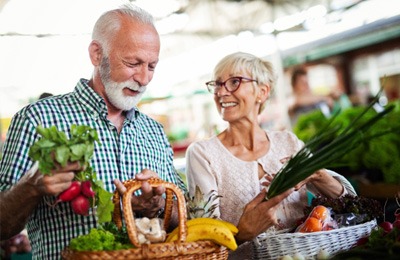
[88,40,102,66]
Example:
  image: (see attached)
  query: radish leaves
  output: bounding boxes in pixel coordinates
[29,124,113,223]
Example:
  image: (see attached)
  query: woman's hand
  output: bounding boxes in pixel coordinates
[235,188,293,243]
[260,173,275,187]
[294,169,343,198]
[114,169,165,218]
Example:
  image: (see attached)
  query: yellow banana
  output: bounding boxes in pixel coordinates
[187,218,239,235]
[166,223,238,251]
[166,217,238,242]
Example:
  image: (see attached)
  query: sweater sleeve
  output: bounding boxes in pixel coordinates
[185,141,221,218]
[306,169,357,197]
[326,169,357,196]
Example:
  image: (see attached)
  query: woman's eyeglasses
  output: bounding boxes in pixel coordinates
[205,77,258,94]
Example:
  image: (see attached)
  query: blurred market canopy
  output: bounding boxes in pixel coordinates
[0,0,399,117]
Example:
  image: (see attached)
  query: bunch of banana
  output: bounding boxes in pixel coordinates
[165,217,238,251]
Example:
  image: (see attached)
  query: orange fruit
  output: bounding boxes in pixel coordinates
[310,205,329,221]
[298,217,323,232]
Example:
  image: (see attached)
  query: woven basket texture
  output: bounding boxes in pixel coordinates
[62,178,228,260]
[253,219,377,260]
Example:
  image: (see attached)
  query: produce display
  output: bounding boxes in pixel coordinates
[267,195,384,259]
[28,125,114,223]
[293,99,400,184]
[267,89,400,199]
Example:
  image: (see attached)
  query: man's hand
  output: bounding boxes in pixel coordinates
[25,161,82,198]
[114,169,165,218]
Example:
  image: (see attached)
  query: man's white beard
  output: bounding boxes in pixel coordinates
[104,80,146,111]
[99,56,147,111]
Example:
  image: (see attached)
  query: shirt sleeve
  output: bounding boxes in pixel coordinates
[0,110,39,191]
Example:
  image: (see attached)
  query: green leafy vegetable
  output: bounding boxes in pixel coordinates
[267,89,400,199]
[29,124,114,223]
[68,227,133,251]
[29,124,99,174]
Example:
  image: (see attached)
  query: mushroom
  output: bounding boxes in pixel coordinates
[135,217,166,244]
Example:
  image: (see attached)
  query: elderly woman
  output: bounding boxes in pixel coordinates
[185,52,356,259]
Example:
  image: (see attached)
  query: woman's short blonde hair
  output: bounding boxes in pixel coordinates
[212,52,277,114]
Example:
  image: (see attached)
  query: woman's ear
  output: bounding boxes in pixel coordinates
[88,40,102,66]
[258,83,271,103]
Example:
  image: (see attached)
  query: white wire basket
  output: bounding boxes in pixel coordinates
[252,219,377,260]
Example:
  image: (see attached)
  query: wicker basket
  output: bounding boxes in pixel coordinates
[252,219,377,260]
[62,178,228,260]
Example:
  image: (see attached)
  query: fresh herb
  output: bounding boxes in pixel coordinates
[267,89,400,199]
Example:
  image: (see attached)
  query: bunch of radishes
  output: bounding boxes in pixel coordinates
[355,207,400,248]
[56,180,96,216]
[378,208,400,233]
[29,125,114,222]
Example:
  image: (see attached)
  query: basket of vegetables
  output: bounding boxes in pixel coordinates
[62,178,232,260]
[253,196,381,259]
[254,219,377,260]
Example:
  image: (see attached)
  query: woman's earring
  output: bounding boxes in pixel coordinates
[257,99,262,103]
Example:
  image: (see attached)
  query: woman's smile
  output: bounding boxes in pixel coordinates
[221,101,238,108]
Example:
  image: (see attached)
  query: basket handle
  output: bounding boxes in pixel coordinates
[112,178,187,248]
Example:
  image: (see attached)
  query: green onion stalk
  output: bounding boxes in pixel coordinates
[267,88,400,199]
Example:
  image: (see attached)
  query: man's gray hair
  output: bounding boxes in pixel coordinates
[92,4,155,55]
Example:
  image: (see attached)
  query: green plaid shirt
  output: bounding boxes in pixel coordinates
[0,79,186,259]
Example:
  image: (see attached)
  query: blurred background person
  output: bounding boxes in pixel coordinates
[288,68,342,126]
[0,229,31,260]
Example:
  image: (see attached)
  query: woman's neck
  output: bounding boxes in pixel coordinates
[218,122,269,161]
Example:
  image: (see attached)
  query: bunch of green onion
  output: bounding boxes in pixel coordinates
[267,89,399,199]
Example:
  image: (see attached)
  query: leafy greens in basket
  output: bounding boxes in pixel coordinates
[267,89,400,199]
